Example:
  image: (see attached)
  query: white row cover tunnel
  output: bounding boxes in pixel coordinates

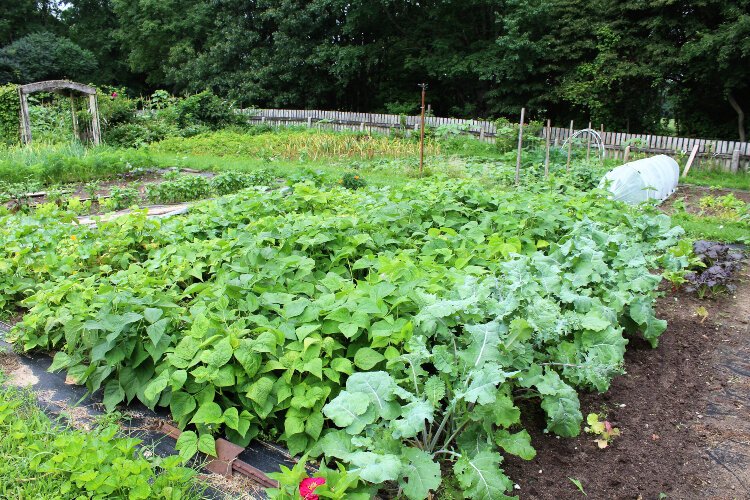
[599,155,680,204]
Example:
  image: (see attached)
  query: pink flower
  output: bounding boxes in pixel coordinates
[299,477,326,500]
[111,91,118,98]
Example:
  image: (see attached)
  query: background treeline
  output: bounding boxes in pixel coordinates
[0,0,748,140]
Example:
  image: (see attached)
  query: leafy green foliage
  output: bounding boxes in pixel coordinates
[0,384,205,499]
[339,172,366,190]
[102,185,140,211]
[0,143,157,186]
[0,83,19,145]
[0,31,96,83]
[145,172,211,204]
[1,178,683,499]
[209,169,276,195]
[266,454,372,499]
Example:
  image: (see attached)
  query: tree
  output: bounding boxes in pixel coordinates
[0,31,97,84]
[678,1,750,141]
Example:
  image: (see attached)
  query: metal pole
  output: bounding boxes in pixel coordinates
[419,83,427,176]
[515,107,525,186]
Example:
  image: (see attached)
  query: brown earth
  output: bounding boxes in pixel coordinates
[661,184,750,216]
[503,266,750,499]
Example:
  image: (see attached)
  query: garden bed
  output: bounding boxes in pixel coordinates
[504,267,750,498]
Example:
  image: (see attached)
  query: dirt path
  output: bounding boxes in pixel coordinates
[504,267,750,499]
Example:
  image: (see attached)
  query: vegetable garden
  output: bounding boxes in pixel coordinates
[0,91,748,499]
[1,171,690,498]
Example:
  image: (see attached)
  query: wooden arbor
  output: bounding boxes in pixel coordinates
[18,80,101,145]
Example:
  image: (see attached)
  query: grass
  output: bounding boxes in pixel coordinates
[680,168,750,191]
[671,212,749,243]
[0,141,156,185]
[0,375,208,499]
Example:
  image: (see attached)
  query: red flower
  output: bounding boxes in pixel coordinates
[111,91,118,98]
[299,477,326,500]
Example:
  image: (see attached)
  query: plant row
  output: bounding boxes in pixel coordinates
[1,179,686,498]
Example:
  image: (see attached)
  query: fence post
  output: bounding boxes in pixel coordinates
[586,121,592,161]
[623,145,631,163]
[479,128,485,141]
[307,117,312,127]
[730,148,741,173]
[515,107,525,186]
[544,119,551,179]
[566,120,573,172]
[600,124,604,162]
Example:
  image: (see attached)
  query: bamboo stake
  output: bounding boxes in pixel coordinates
[566,120,573,172]
[515,107,525,185]
[544,119,551,179]
[419,84,427,176]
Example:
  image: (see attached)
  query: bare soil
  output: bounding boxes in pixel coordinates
[504,266,750,499]
[661,184,750,216]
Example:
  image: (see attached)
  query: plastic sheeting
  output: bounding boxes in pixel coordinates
[599,155,679,203]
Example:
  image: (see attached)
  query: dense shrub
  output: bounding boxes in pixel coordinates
[176,91,243,130]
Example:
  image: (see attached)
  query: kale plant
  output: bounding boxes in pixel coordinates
[685,240,744,298]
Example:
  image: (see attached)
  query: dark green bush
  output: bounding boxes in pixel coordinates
[176,91,243,130]
[340,171,366,189]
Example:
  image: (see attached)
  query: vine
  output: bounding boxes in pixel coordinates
[0,84,20,145]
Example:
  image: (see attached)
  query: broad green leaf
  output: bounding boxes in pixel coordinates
[146,318,170,347]
[345,371,397,417]
[143,371,169,403]
[305,412,324,440]
[453,451,515,500]
[170,369,187,391]
[458,365,511,405]
[330,357,353,374]
[349,451,402,484]
[339,323,359,338]
[581,311,610,332]
[399,448,441,500]
[354,348,385,370]
[102,380,124,412]
[176,431,198,461]
[323,391,371,429]
[319,429,355,460]
[223,407,240,431]
[198,433,217,457]
[424,376,446,406]
[285,415,306,436]
[536,370,582,437]
[463,321,503,367]
[246,376,274,406]
[190,401,223,425]
[170,391,197,420]
[391,400,433,439]
[200,337,233,367]
[495,429,536,460]
[143,307,164,324]
[504,318,532,350]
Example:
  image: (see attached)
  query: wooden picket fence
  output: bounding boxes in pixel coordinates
[243,108,750,172]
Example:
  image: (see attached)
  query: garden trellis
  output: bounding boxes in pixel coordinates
[17,80,101,145]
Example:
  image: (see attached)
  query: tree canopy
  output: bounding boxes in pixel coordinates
[0,0,748,140]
